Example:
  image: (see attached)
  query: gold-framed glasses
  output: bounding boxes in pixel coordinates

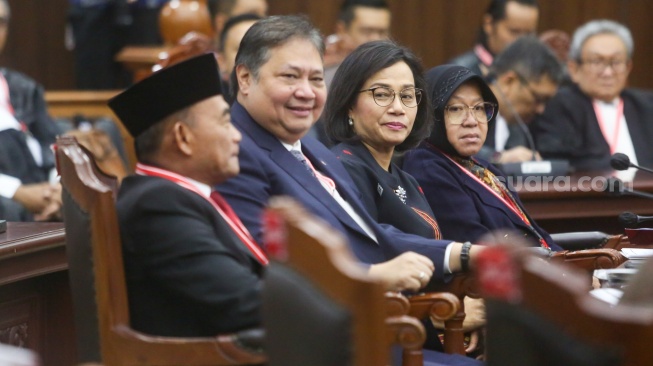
[359,86,423,108]
[444,102,496,125]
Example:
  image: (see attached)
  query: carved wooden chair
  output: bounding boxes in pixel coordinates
[56,136,265,365]
[263,196,452,366]
[426,238,628,356]
[478,244,653,365]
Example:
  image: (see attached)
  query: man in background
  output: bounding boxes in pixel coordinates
[449,0,539,79]
[478,36,563,164]
[531,20,653,172]
[208,0,267,48]
[216,13,262,103]
[67,0,170,89]
[324,0,391,87]
[0,0,62,221]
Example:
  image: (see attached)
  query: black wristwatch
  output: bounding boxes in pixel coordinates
[460,241,472,272]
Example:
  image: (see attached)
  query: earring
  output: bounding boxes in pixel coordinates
[348,117,354,126]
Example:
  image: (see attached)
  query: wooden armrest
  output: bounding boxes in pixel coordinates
[406,292,460,322]
[385,291,411,317]
[385,315,425,366]
[550,248,627,271]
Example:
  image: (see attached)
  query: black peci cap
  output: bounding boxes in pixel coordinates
[108,53,222,137]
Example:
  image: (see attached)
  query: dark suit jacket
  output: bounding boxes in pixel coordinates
[0,68,59,220]
[217,102,451,281]
[117,175,263,337]
[332,141,441,239]
[404,145,560,251]
[531,84,653,172]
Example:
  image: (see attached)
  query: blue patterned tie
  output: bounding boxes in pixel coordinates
[290,149,316,177]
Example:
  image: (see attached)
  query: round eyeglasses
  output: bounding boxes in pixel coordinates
[444,102,496,125]
[359,86,423,108]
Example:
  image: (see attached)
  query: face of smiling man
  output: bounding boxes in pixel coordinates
[236,37,327,144]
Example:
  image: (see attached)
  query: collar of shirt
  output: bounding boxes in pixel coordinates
[184,176,211,198]
[280,140,302,152]
[0,108,20,132]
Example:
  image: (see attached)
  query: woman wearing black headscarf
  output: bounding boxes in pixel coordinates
[403,65,561,251]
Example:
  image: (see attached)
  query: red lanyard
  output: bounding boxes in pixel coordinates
[441,153,550,249]
[474,44,493,67]
[593,98,624,155]
[136,163,269,265]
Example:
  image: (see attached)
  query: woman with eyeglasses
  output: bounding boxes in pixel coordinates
[323,40,442,240]
[403,65,561,251]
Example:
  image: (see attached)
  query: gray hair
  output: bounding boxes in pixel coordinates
[230,15,324,96]
[569,19,633,61]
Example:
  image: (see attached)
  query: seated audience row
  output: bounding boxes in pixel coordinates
[110,16,484,366]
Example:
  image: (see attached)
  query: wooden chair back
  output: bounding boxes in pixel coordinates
[478,245,653,365]
[263,197,425,366]
[56,136,265,365]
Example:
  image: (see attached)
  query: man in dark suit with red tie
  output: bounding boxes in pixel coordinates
[108,54,267,337]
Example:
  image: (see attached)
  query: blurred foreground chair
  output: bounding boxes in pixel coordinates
[56,136,265,365]
[477,244,653,365]
[263,197,443,366]
[427,235,628,356]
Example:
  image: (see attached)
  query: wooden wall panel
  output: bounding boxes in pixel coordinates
[1,0,652,90]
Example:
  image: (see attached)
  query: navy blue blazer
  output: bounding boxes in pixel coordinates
[217,102,452,280]
[404,145,561,251]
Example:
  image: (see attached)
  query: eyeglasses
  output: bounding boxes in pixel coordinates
[444,102,496,125]
[578,58,628,74]
[515,73,551,106]
[359,86,423,108]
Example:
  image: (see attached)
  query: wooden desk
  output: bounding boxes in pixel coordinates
[0,222,76,366]
[518,171,653,234]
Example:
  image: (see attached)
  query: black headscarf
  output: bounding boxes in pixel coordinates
[425,65,499,157]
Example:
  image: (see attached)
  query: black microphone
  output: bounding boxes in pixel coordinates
[610,153,653,175]
[603,177,653,200]
[618,212,653,229]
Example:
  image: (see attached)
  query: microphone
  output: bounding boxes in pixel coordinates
[610,153,653,175]
[603,177,653,200]
[618,212,653,229]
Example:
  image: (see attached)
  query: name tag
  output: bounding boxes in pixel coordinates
[521,161,552,174]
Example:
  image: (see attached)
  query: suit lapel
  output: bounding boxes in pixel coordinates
[458,162,535,234]
[232,102,373,239]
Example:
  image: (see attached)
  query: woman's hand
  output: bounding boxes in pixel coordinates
[369,252,435,292]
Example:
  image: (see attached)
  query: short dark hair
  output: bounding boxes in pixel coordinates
[218,13,262,53]
[230,15,324,97]
[324,40,431,153]
[488,36,564,84]
[135,108,192,163]
[478,0,539,45]
[338,0,389,27]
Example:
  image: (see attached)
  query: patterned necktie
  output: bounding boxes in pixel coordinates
[290,149,316,177]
